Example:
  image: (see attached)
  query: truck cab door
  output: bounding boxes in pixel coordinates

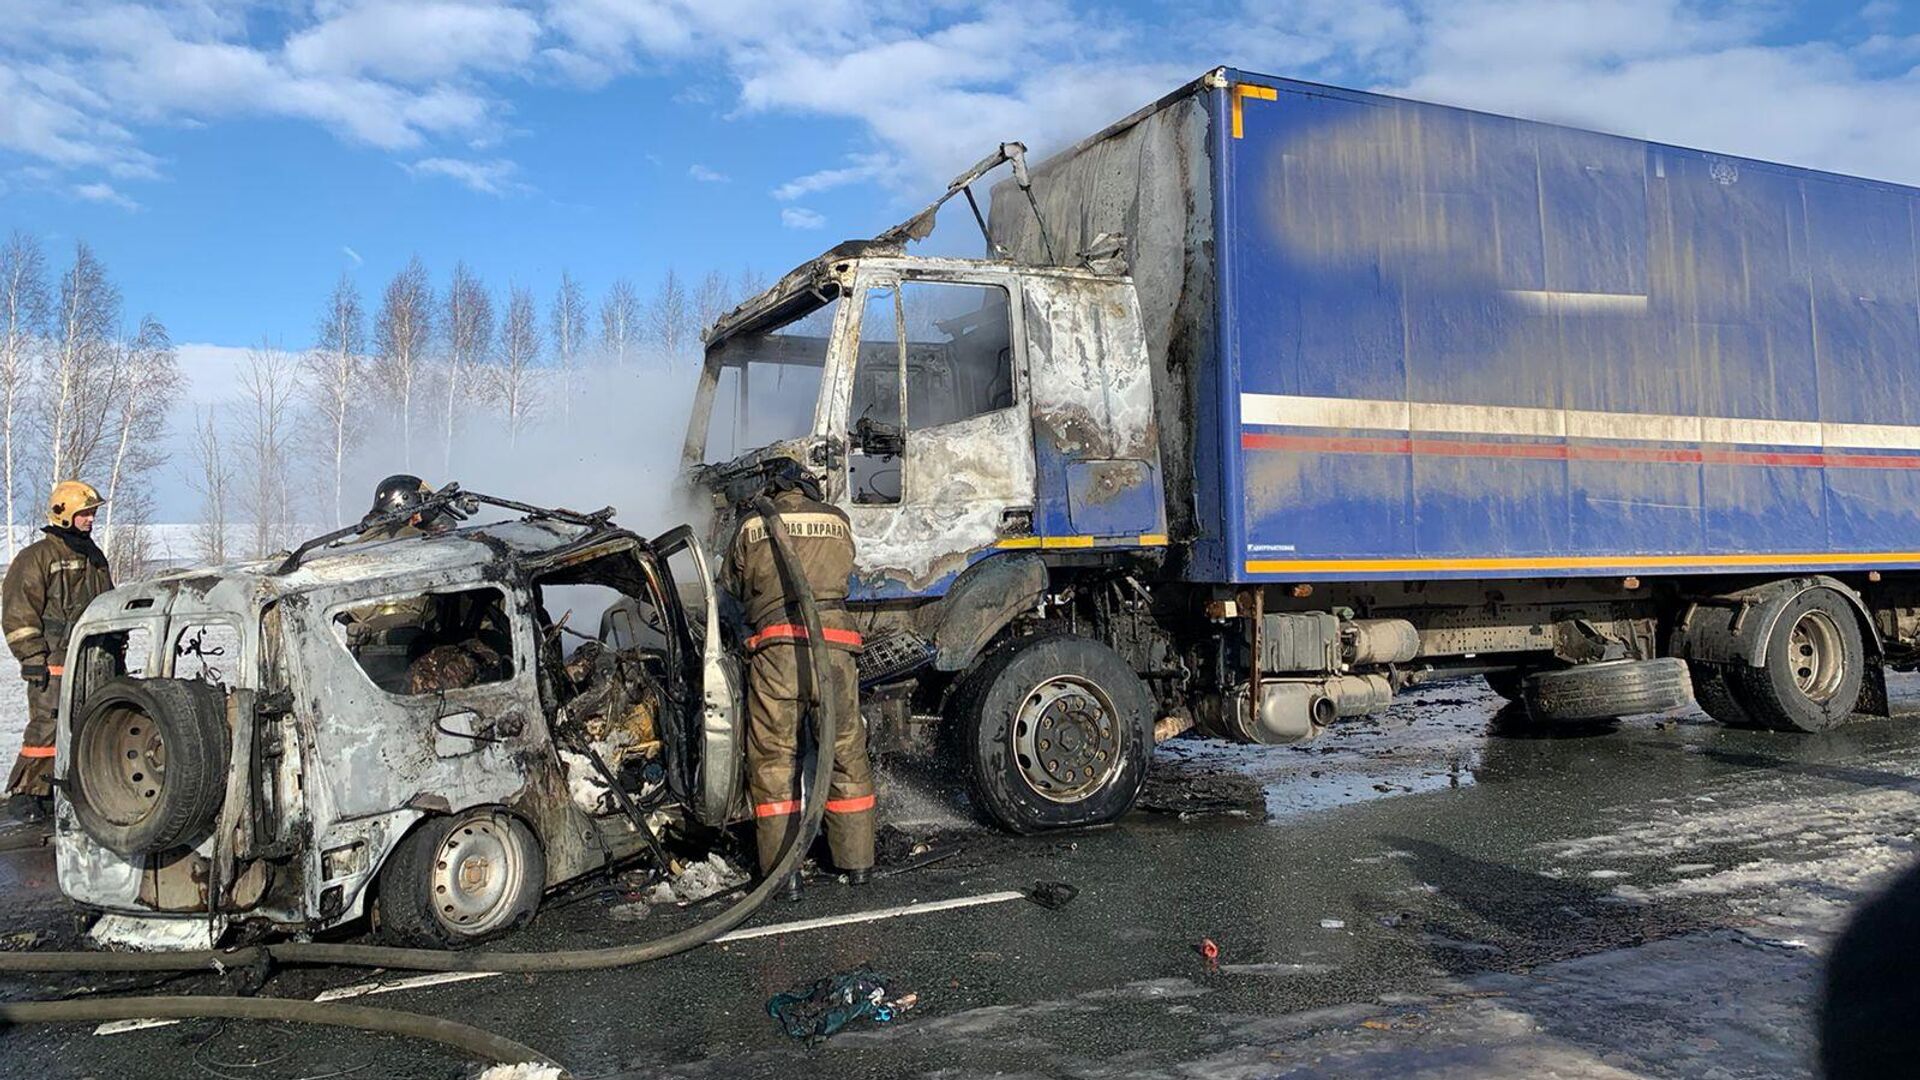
[1018,274,1165,544]
[836,273,1036,597]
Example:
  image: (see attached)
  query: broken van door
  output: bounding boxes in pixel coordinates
[649,524,743,827]
[838,270,1037,597]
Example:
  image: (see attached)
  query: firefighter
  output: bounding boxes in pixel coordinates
[3,481,114,824]
[724,457,874,899]
[355,474,450,540]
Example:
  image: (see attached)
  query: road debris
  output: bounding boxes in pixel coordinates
[1198,938,1220,972]
[477,1064,565,1080]
[1026,881,1079,910]
[767,968,918,1044]
[642,853,748,906]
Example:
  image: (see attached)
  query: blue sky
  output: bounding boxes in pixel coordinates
[3,0,1920,370]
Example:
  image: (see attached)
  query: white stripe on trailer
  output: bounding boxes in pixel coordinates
[1240,393,1920,451]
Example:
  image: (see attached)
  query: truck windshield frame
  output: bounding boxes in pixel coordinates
[684,287,844,468]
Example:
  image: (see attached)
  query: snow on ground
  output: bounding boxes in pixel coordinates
[1152,678,1526,818]
[0,691,23,762]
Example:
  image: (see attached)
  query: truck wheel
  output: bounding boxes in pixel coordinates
[947,634,1154,834]
[1688,662,1765,729]
[1484,670,1527,701]
[375,809,544,948]
[1522,658,1693,722]
[68,677,230,857]
[1729,589,1865,733]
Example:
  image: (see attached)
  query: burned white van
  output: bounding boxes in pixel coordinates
[50,496,741,950]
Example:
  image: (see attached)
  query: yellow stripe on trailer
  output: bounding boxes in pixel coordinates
[1230,83,1277,139]
[998,535,1171,551]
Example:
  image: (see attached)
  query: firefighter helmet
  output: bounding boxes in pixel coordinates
[48,480,105,529]
[761,456,824,503]
[368,474,431,519]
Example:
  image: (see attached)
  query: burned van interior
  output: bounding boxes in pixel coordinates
[533,543,697,816]
[331,586,514,696]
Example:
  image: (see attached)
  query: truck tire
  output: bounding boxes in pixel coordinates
[375,809,544,948]
[1728,588,1865,733]
[947,634,1154,834]
[68,677,230,858]
[1484,670,1527,702]
[1522,658,1693,723]
[1688,662,1765,729]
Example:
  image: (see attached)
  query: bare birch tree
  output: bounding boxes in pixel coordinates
[550,269,586,422]
[303,273,366,528]
[599,278,639,369]
[694,269,733,341]
[373,256,432,469]
[736,267,769,303]
[42,241,122,486]
[238,345,301,557]
[184,406,231,565]
[493,285,543,449]
[103,485,156,580]
[0,232,47,557]
[96,316,179,562]
[646,268,691,366]
[440,261,492,475]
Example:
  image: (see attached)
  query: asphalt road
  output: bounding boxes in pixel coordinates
[5,676,1919,1079]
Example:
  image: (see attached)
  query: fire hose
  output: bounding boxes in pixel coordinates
[0,498,836,1075]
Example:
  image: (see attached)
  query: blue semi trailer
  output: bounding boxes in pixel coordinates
[684,68,1920,833]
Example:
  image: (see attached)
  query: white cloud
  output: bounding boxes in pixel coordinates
[687,163,729,183]
[0,0,509,185]
[341,245,363,265]
[72,180,137,209]
[173,342,256,405]
[9,0,1920,216]
[405,156,525,196]
[772,152,897,200]
[285,1,541,84]
[780,207,826,230]
[539,0,1920,198]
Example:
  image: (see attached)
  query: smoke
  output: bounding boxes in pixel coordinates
[342,362,708,538]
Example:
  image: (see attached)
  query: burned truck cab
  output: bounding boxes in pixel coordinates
[684,146,1178,834]
[688,248,1163,597]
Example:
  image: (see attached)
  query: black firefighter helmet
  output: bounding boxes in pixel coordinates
[760,456,824,503]
[368,474,431,519]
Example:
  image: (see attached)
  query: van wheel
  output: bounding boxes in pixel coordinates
[376,810,544,948]
[68,677,230,857]
[1522,658,1693,722]
[947,634,1154,834]
[1729,589,1865,732]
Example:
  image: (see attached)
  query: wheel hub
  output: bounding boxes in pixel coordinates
[1012,677,1121,803]
[81,704,167,826]
[432,818,523,930]
[1788,610,1845,703]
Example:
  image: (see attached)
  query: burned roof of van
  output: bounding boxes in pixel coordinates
[142,517,609,598]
